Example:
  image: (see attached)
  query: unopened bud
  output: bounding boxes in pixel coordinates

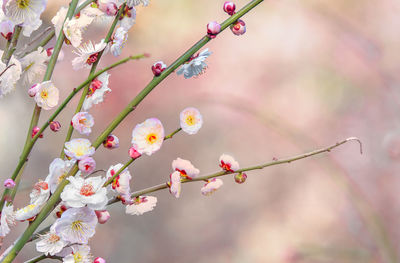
[230,19,246,36]
[78,157,96,174]
[98,0,118,16]
[234,172,247,184]
[95,210,110,224]
[49,121,61,132]
[31,126,43,138]
[28,84,40,97]
[103,134,119,149]
[207,21,221,39]
[93,257,107,263]
[3,179,15,189]
[151,61,167,77]
[223,1,236,15]
[0,21,14,41]
[128,146,141,159]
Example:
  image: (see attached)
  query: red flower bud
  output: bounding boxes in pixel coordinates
[223,1,236,15]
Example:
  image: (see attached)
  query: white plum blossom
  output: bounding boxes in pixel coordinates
[61,175,108,210]
[51,6,68,38]
[118,5,136,30]
[130,0,149,6]
[4,0,47,25]
[72,40,107,70]
[106,163,132,201]
[36,226,67,256]
[45,158,75,194]
[15,204,42,221]
[64,138,95,160]
[82,72,111,111]
[63,15,94,48]
[22,15,42,37]
[0,50,22,98]
[180,107,203,135]
[125,196,157,216]
[177,48,212,79]
[71,112,95,135]
[62,244,93,263]
[30,181,50,206]
[19,47,48,88]
[110,27,128,56]
[34,81,59,110]
[131,118,165,156]
[201,178,223,196]
[0,204,15,237]
[219,154,239,172]
[172,158,200,179]
[169,171,181,198]
[54,207,97,244]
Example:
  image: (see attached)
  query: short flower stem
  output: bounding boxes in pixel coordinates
[1,26,22,65]
[104,127,183,187]
[1,2,265,261]
[60,3,126,159]
[106,137,362,205]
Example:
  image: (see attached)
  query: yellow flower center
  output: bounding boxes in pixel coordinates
[73,252,83,262]
[40,89,48,99]
[146,133,158,144]
[74,145,87,157]
[185,115,195,126]
[80,183,95,196]
[48,234,60,243]
[71,220,84,233]
[58,172,67,184]
[17,0,30,8]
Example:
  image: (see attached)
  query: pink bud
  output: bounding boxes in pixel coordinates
[31,126,43,138]
[0,21,14,41]
[28,84,40,97]
[151,61,167,77]
[98,0,118,16]
[207,21,221,39]
[103,134,119,149]
[234,172,247,184]
[50,121,61,132]
[230,19,246,36]
[46,47,64,61]
[128,146,141,159]
[223,1,236,15]
[95,210,110,224]
[93,257,106,263]
[78,157,96,174]
[3,179,15,189]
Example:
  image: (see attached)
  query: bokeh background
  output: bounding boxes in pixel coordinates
[1,0,400,262]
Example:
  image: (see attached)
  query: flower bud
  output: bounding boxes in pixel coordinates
[234,172,247,184]
[50,121,61,132]
[28,84,40,97]
[3,179,15,189]
[151,61,167,77]
[95,210,110,224]
[207,21,221,39]
[31,126,43,138]
[78,157,96,174]
[230,19,246,36]
[46,47,64,61]
[94,257,106,263]
[98,0,118,16]
[0,21,14,41]
[128,146,141,159]
[103,134,119,149]
[223,1,236,15]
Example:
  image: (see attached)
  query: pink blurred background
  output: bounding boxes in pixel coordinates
[1,0,400,262]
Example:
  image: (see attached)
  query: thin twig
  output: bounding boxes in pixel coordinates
[107,137,362,205]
